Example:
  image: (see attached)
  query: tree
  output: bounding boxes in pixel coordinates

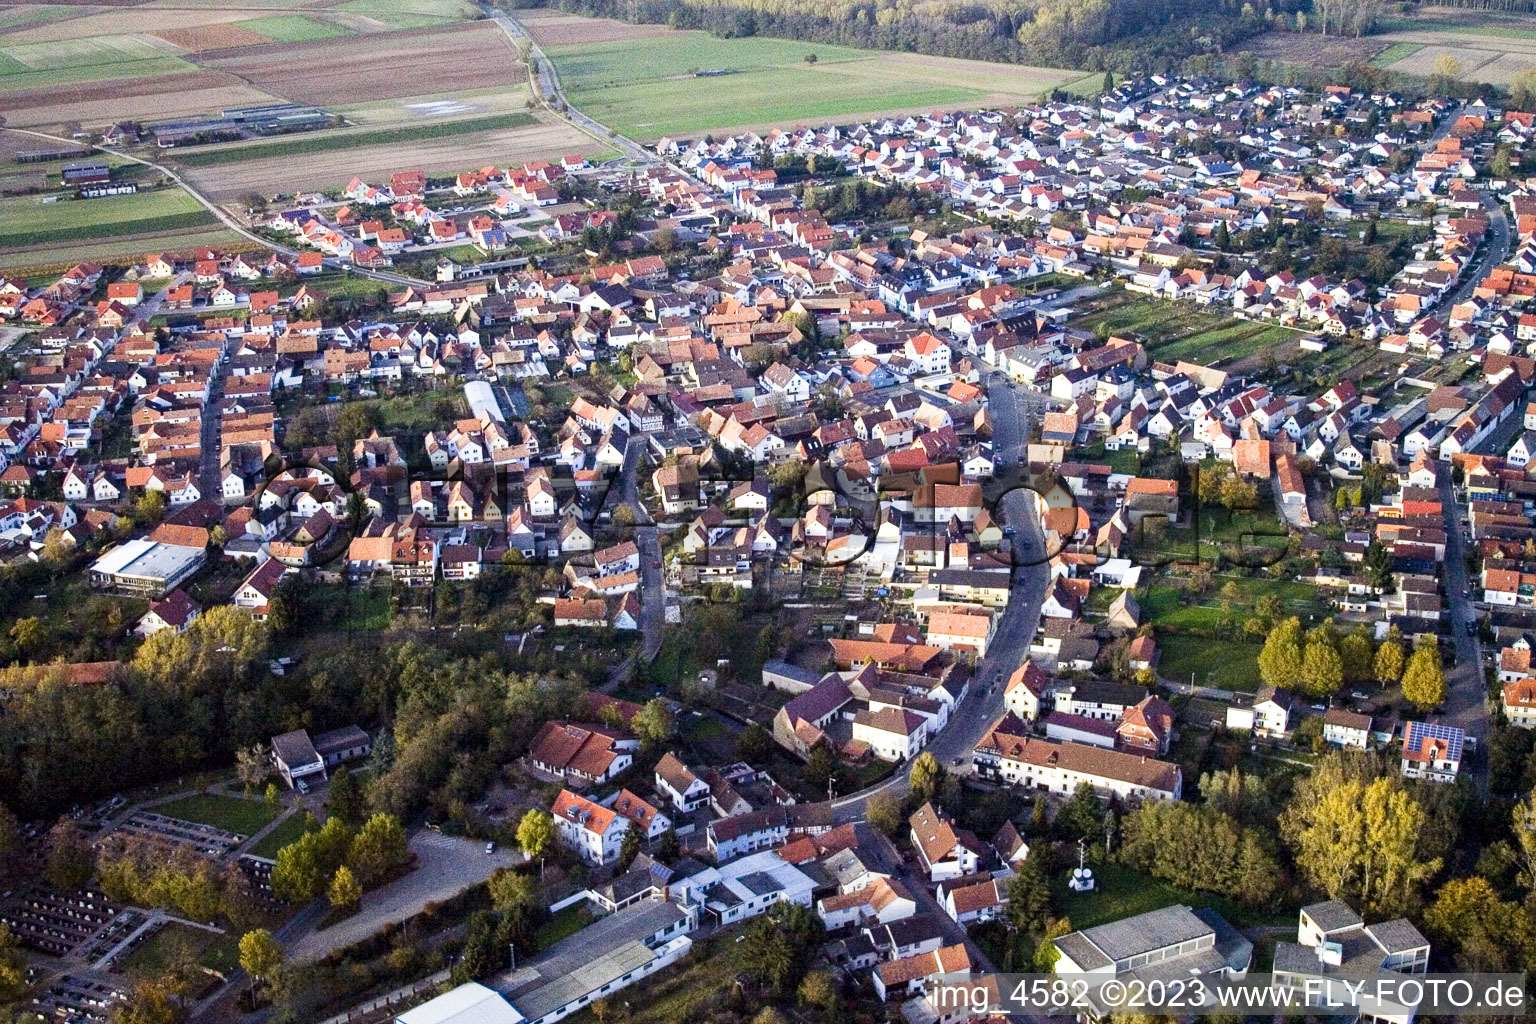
[737,722,771,761]
[135,489,167,525]
[517,808,556,870]
[909,751,944,803]
[1424,876,1536,972]
[114,980,186,1024]
[1034,918,1071,972]
[618,825,642,870]
[1492,145,1513,179]
[1401,639,1446,712]
[264,782,279,807]
[1102,70,1114,94]
[235,744,269,792]
[9,617,44,655]
[867,791,902,836]
[1511,67,1536,112]
[327,865,361,911]
[1513,788,1536,894]
[238,927,284,982]
[326,765,363,826]
[1218,473,1258,512]
[0,923,26,1004]
[1279,755,1440,916]
[1340,629,1373,685]
[1008,855,1053,935]
[1059,783,1103,843]
[630,698,676,748]
[1257,617,1304,690]
[1374,637,1405,685]
[41,527,70,565]
[1301,640,1343,697]
[805,746,836,795]
[804,52,818,65]
[489,867,537,919]
[45,819,93,891]
[346,813,408,887]
[798,970,836,1009]
[1430,54,1464,93]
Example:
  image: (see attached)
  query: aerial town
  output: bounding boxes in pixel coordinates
[3,1,1536,1023]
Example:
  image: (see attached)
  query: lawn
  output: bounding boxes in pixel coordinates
[1069,296,1232,347]
[121,923,228,974]
[1153,321,1302,366]
[546,34,1079,139]
[0,189,213,250]
[154,794,282,836]
[1052,860,1291,931]
[1065,441,1141,476]
[1157,633,1262,692]
[248,813,314,859]
[170,113,537,168]
[239,14,353,41]
[533,905,592,950]
[1378,16,1536,39]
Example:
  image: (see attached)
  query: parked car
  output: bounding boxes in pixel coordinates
[485,842,495,855]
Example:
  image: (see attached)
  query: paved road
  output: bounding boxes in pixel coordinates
[1437,474,1490,791]
[286,832,523,964]
[481,5,659,168]
[0,126,428,288]
[832,377,1051,822]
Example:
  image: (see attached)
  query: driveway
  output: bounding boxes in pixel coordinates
[287,832,523,963]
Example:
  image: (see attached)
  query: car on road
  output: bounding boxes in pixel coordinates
[1350,691,1370,700]
[485,842,495,855]
[653,560,661,569]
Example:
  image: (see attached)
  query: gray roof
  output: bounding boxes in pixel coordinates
[271,729,320,770]
[312,725,369,756]
[1076,905,1213,963]
[1366,918,1429,953]
[1302,898,1364,934]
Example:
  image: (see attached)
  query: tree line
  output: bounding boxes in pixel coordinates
[499,0,1299,74]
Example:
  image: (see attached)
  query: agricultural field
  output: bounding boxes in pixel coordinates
[183,116,597,200]
[0,188,213,250]
[236,14,353,42]
[541,22,1084,140]
[0,228,252,274]
[1246,11,1536,86]
[197,20,521,106]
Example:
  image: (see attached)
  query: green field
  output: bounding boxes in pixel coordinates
[154,794,283,836]
[248,813,314,859]
[546,34,1079,139]
[0,6,74,30]
[1052,859,1291,931]
[0,189,214,249]
[1379,16,1536,39]
[1069,294,1232,346]
[1370,41,1425,67]
[171,112,537,167]
[1154,320,1303,366]
[239,14,353,42]
[0,35,193,92]
[335,0,478,29]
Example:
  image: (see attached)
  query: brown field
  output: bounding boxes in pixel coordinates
[183,117,600,199]
[152,23,270,51]
[197,21,521,105]
[1240,31,1385,67]
[519,9,682,46]
[5,5,252,41]
[0,68,277,126]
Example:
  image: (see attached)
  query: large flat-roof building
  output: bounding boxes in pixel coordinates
[496,898,692,1024]
[89,538,205,597]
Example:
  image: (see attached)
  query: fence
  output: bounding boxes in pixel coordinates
[315,968,452,1024]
